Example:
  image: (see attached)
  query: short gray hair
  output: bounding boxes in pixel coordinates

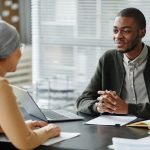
[0,20,20,59]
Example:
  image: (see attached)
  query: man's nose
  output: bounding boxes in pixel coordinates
[115,31,123,39]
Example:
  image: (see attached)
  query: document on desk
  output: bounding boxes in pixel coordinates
[42,132,80,146]
[0,132,80,146]
[85,115,137,126]
[108,136,150,150]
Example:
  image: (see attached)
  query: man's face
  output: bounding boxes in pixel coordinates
[113,16,143,53]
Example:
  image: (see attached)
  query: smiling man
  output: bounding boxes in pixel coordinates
[76,7,150,119]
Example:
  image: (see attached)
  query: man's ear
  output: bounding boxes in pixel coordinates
[139,28,146,38]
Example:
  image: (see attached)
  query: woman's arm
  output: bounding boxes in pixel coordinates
[0,78,60,150]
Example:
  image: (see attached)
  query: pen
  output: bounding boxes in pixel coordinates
[115,124,120,127]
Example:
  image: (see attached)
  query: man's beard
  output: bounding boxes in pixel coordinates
[117,35,140,53]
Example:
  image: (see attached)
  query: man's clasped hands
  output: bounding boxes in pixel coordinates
[96,90,128,114]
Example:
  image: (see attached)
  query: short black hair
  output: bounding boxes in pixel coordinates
[116,7,146,29]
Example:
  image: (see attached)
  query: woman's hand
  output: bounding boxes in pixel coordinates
[25,120,48,130]
[45,124,61,138]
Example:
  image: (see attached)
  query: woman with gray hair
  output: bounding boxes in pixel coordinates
[0,20,60,149]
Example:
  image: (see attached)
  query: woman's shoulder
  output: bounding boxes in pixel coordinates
[0,77,14,101]
[0,77,9,86]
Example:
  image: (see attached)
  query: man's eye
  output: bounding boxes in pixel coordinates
[122,30,131,34]
[113,29,118,34]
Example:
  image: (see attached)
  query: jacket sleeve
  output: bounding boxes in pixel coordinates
[0,78,59,150]
[128,103,150,119]
[76,58,103,115]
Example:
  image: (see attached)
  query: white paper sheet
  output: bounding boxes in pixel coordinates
[42,132,80,146]
[85,115,137,126]
[137,135,150,142]
[109,136,150,150]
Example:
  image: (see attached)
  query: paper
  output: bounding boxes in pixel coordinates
[110,136,150,150]
[85,115,137,126]
[137,135,150,142]
[42,132,80,146]
[0,132,80,146]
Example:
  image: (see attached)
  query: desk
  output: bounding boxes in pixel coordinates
[0,113,148,150]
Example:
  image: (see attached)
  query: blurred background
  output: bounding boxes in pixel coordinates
[1,0,150,111]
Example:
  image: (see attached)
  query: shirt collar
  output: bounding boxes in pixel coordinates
[123,44,148,66]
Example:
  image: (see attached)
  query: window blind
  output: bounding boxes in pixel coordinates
[31,0,150,108]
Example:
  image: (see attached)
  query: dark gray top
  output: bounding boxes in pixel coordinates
[76,45,150,119]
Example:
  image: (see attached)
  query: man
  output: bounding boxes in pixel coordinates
[76,7,150,119]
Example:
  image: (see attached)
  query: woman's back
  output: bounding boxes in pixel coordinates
[0,20,60,149]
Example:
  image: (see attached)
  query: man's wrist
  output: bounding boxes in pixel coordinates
[92,102,98,112]
[125,103,128,114]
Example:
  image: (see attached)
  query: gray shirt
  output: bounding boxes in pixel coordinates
[121,44,148,104]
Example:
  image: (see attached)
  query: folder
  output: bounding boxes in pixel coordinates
[127,120,150,128]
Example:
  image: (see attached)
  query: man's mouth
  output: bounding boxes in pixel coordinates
[115,41,125,47]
